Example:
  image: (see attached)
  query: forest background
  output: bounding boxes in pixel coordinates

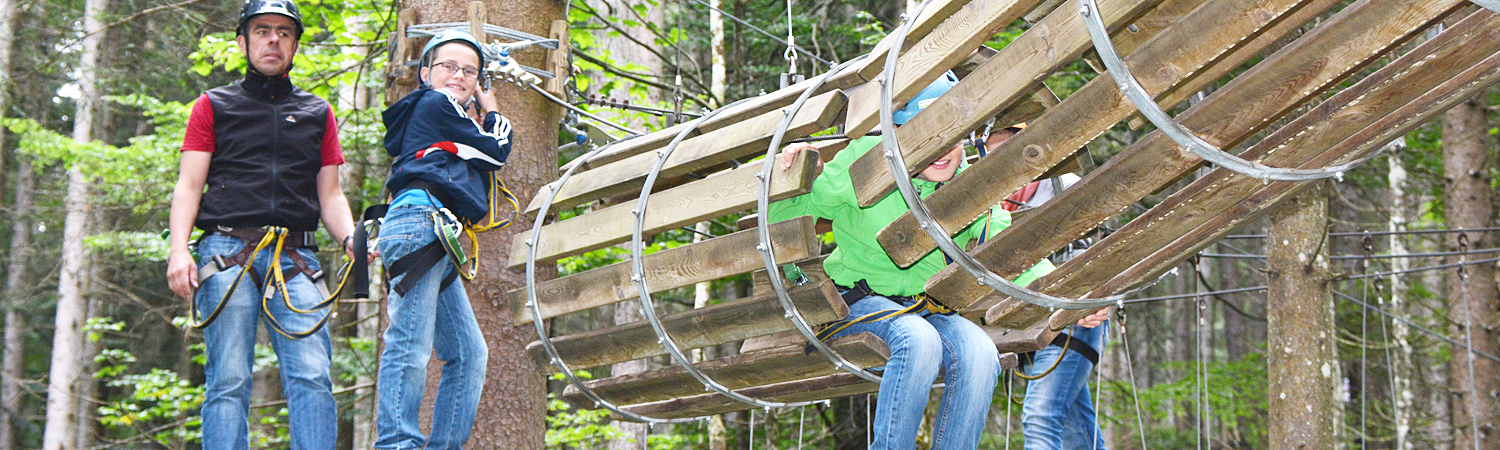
[0,0,1495,448]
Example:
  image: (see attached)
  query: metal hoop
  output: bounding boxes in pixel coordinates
[1074,0,1389,181]
[630,99,830,410]
[878,0,1124,310]
[524,139,694,424]
[1472,0,1500,14]
[758,53,884,383]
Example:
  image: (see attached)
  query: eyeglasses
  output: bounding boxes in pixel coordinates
[431,61,481,78]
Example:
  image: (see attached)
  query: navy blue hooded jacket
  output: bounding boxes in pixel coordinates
[383,88,513,223]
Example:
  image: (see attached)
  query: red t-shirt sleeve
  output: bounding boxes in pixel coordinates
[181,94,215,153]
[321,104,345,166]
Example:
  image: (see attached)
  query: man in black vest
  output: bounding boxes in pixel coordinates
[165,1,354,448]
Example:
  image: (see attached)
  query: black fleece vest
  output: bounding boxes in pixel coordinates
[196,73,330,232]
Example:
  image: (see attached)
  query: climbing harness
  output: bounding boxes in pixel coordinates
[190,225,354,339]
[349,143,520,300]
[812,280,956,341]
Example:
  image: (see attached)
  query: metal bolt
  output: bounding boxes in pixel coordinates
[1079,5,1090,16]
[524,239,534,247]
[756,172,766,180]
[756,244,768,252]
[631,208,641,216]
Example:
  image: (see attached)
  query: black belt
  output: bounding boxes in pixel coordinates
[399,179,457,212]
[211,225,317,249]
[835,280,926,307]
[1022,332,1100,366]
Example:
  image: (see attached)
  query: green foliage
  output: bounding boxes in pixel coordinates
[88,317,204,446]
[1101,352,1269,448]
[545,371,627,449]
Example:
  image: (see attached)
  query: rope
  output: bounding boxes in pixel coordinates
[1118,303,1151,450]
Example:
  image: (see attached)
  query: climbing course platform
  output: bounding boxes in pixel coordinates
[503,0,1500,422]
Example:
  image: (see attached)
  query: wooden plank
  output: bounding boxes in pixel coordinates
[1033,15,1500,329]
[527,91,847,215]
[978,3,1488,329]
[925,0,1463,312]
[990,85,1060,131]
[1039,27,1500,330]
[845,0,1167,208]
[618,351,1020,420]
[874,0,1322,267]
[506,216,821,325]
[987,323,1055,354]
[842,0,1045,137]
[1126,0,1344,130]
[525,280,847,371]
[623,372,878,420]
[562,332,889,407]
[508,149,820,269]
[751,255,829,296]
[852,0,989,82]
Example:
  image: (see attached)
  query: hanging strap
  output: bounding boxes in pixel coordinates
[387,239,459,297]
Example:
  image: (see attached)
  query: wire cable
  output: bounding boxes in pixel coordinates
[680,0,831,66]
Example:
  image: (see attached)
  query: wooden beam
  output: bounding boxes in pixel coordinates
[525,280,847,371]
[508,149,820,269]
[1042,31,1500,330]
[543,20,570,97]
[841,0,1044,137]
[874,0,1322,267]
[562,332,889,407]
[384,9,418,106]
[506,216,821,325]
[622,372,878,420]
[983,7,1500,329]
[851,0,989,82]
[527,91,846,215]
[1125,0,1343,130]
[844,0,1166,209]
[987,323,1055,354]
[926,0,1463,312]
[751,256,829,295]
[617,351,1020,420]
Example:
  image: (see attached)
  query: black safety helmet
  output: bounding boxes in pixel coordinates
[237,0,304,39]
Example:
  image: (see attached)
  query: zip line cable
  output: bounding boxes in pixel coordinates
[680,0,832,67]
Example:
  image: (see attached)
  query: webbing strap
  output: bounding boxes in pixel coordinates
[388,239,456,297]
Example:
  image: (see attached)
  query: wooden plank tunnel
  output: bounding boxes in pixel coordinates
[506,0,1495,422]
[918,0,1465,315]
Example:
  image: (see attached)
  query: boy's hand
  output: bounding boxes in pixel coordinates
[1077,307,1110,328]
[778,142,822,170]
[477,86,500,115]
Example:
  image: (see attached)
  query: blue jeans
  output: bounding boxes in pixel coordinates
[1021,320,1110,450]
[375,205,488,450]
[194,234,336,450]
[828,294,999,450]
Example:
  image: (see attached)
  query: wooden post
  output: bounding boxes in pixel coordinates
[468,2,485,45]
[385,9,417,105]
[544,20,569,97]
[1266,180,1340,448]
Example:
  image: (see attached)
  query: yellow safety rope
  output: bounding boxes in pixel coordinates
[191,226,355,340]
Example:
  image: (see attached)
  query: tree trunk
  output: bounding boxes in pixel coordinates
[1266,180,1340,449]
[1386,139,1417,450]
[41,0,105,446]
[0,0,21,445]
[709,0,725,108]
[71,296,101,450]
[1441,93,1499,450]
[606,299,647,450]
[388,1,562,447]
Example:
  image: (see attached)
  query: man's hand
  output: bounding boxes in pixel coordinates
[167,248,199,300]
[1076,307,1110,328]
[778,142,822,171]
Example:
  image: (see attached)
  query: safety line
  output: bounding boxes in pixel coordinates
[680,0,832,66]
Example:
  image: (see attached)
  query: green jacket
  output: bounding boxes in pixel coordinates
[769,136,1054,298]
